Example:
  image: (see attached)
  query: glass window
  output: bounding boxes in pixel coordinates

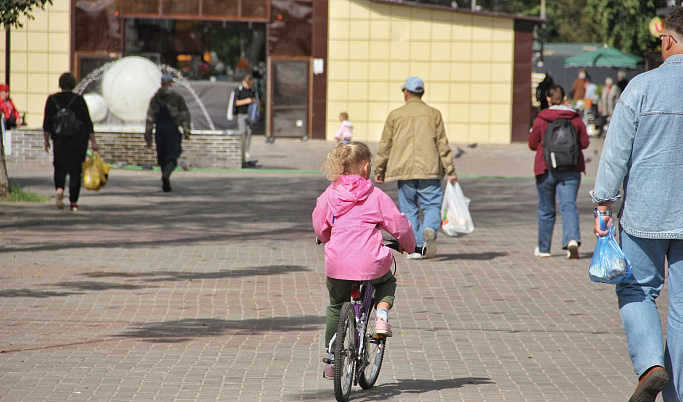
[242,0,268,18]
[164,0,198,15]
[203,0,238,17]
[75,0,122,53]
[122,0,159,15]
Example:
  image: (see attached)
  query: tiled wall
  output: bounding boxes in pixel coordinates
[0,0,71,130]
[327,0,515,144]
[6,129,244,170]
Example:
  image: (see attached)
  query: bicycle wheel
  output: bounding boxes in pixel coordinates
[358,306,385,389]
[334,303,356,402]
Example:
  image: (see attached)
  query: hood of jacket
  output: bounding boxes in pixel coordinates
[537,105,580,122]
[323,175,373,217]
[152,86,175,105]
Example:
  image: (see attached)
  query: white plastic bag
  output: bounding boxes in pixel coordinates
[441,182,474,237]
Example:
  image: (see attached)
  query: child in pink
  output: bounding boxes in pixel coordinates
[334,112,353,143]
[312,141,416,379]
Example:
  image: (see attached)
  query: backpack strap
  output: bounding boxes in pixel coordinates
[51,95,61,109]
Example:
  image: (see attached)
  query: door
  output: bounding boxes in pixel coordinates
[269,57,310,139]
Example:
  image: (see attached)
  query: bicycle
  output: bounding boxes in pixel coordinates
[318,238,415,402]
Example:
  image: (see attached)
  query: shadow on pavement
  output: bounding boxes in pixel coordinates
[299,377,494,401]
[0,265,310,298]
[433,252,508,261]
[115,316,324,343]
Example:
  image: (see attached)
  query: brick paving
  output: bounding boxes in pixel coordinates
[0,136,666,401]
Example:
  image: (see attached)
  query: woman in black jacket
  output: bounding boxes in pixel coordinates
[43,72,99,212]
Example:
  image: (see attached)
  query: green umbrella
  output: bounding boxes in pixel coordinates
[564,46,643,69]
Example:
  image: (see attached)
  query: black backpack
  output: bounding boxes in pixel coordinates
[543,118,580,171]
[51,95,81,137]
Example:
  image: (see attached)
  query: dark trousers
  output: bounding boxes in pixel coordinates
[155,123,182,178]
[53,142,87,203]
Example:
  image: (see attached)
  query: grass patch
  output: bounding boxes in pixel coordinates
[1,184,50,202]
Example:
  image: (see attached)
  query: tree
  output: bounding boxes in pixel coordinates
[586,0,660,57]
[0,0,52,198]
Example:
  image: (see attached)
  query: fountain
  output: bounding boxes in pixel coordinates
[75,56,216,131]
[7,56,245,169]
[68,56,244,169]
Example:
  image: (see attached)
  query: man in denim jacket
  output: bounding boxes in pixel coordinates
[591,8,683,401]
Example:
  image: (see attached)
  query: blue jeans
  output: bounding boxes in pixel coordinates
[617,231,683,400]
[397,179,442,248]
[535,171,581,253]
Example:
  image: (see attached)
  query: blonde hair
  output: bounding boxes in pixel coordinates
[322,141,372,181]
[339,112,349,120]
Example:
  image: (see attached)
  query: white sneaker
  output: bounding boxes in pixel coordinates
[567,240,580,259]
[55,190,64,209]
[406,252,423,260]
[534,247,551,258]
[423,228,437,258]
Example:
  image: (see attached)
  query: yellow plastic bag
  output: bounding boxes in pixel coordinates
[82,151,111,191]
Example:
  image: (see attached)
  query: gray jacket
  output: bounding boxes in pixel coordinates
[144,86,192,143]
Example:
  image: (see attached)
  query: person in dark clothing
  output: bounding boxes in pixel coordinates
[616,70,629,93]
[144,74,192,192]
[43,72,99,212]
[535,74,554,110]
[233,74,257,159]
[528,85,590,259]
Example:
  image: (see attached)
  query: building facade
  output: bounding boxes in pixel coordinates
[1,0,541,145]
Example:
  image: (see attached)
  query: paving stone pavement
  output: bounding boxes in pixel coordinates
[0,136,667,401]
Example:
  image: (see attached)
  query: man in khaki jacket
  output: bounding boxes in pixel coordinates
[375,76,458,259]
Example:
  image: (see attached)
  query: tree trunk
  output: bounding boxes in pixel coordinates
[0,128,10,198]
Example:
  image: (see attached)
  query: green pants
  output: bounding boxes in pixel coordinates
[324,270,397,348]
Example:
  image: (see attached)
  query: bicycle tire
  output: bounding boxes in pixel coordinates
[358,306,385,389]
[334,303,356,402]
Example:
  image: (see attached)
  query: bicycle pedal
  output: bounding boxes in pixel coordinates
[322,357,333,364]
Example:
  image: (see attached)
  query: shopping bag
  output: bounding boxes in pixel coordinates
[441,182,474,237]
[82,151,111,191]
[588,215,632,284]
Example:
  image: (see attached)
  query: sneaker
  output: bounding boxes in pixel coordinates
[423,228,437,258]
[70,203,79,212]
[162,177,171,192]
[323,363,334,380]
[375,319,393,337]
[567,240,580,259]
[629,366,669,402]
[406,252,423,260]
[55,190,65,209]
[534,247,551,258]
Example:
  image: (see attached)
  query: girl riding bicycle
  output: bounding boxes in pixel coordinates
[312,141,416,379]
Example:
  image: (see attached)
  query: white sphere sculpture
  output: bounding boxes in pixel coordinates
[101,56,162,121]
[83,93,108,122]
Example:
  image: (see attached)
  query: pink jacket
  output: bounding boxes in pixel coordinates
[335,120,353,141]
[312,175,416,280]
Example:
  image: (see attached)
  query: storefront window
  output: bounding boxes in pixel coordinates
[163,0,199,16]
[122,0,159,15]
[75,0,122,53]
[120,0,266,19]
[203,0,238,18]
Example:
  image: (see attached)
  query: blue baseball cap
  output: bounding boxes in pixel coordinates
[401,76,425,92]
[161,74,174,82]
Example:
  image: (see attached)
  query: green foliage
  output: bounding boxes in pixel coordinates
[586,0,660,56]
[0,0,53,30]
[0,183,50,202]
[544,0,600,43]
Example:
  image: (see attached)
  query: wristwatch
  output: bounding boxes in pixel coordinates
[593,209,612,218]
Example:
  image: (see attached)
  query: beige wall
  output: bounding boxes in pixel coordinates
[327,0,515,145]
[0,0,71,129]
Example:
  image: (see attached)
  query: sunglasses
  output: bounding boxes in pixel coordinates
[660,34,678,44]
